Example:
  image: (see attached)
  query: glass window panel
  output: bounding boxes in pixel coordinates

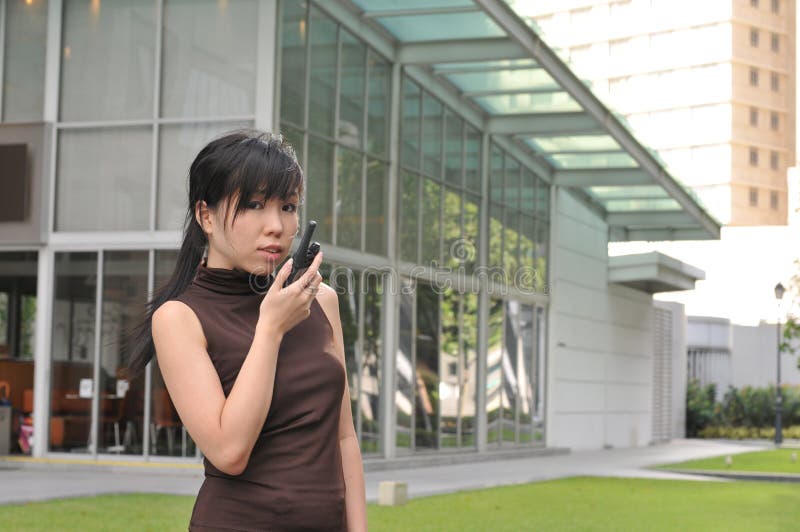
[489,203,503,270]
[279,0,307,127]
[490,144,504,202]
[603,199,683,211]
[475,92,581,115]
[339,30,365,150]
[444,69,558,93]
[440,288,459,448]
[444,111,463,186]
[161,0,257,118]
[521,169,536,213]
[98,251,149,455]
[361,272,383,454]
[550,152,638,169]
[534,306,546,441]
[3,0,48,122]
[280,123,305,169]
[365,159,388,256]
[464,125,481,192]
[352,0,473,12]
[519,304,535,443]
[306,136,334,243]
[461,291,478,447]
[415,283,439,450]
[367,52,390,158]
[504,210,520,279]
[323,263,360,448]
[443,186,462,270]
[519,215,537,291]
[400,173,419,263]
[336,148,362,250]
[503,300,520,443]
[376,12,505,42]
[60,0,156,121]
[308,7,337,137]
[402,78,421,170]
[462,193,480,275]
[157,121,253,231]
[588,185,667,200]
[421,179,441,266]
[535,221,549,293]
[433,59,538,72]
[537,179,550,219]
[50,252,97,453]
[56,127,152,231]
[421,94,443,177]
[486,298,503,446]
[527,135,621,153]
[396,282,414,449]
[505,157,520,210]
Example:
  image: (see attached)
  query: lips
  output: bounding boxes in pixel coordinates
[258,245,283,261]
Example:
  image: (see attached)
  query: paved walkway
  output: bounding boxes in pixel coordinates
[0,439,769,506]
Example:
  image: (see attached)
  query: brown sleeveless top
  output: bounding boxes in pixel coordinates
[172,264,347,531]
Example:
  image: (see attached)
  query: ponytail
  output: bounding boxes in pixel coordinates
[121,217,206,380]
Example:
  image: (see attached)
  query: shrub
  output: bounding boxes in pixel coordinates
[686,379,717,437]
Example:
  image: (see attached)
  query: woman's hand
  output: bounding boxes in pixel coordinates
[258,251,324,337]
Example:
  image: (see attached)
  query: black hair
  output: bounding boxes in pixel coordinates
[122,129,304,380]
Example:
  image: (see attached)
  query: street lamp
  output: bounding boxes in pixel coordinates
[774,282,785,446]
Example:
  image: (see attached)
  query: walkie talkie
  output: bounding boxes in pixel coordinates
[283,220,321,288]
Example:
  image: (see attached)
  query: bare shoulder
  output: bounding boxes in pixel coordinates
[314,282,342,330]
[152,299,206,351]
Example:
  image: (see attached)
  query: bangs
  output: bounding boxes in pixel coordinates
[220,133,304,226]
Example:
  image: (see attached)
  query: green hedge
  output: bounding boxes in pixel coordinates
[687,380,800,438]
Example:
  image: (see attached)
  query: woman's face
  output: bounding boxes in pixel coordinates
[204,188,300,275]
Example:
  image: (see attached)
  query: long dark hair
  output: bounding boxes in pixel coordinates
[122,129,304,380]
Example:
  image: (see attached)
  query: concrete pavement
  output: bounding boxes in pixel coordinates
[0,439,770,507]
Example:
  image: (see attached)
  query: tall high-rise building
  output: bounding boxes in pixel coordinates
[512,0,796,226]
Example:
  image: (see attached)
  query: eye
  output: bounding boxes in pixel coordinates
[247,201,264,210]
[283,203,298,213]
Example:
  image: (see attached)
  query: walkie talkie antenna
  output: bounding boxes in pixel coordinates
[284,220,318,287]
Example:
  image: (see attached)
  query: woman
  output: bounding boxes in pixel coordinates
[124,130,367,531]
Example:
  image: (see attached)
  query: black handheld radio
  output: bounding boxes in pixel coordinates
[283,220,321,288]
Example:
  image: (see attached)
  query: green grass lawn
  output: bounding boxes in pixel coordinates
[1,476,799,531]
[657,449,800,475]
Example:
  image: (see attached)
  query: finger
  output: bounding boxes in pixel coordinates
[271,258,294,291]
[299,251,324,287]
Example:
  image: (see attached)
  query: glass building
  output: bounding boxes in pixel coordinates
[0,0,719,464]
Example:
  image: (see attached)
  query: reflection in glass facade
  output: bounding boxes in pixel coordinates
[324,263,384,455]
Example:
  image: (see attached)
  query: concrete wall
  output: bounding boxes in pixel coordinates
[547,189,654,450]
[731,322,800,389]
[687,316,800,392]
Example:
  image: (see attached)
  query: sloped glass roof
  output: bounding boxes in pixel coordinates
[345,0,721,241]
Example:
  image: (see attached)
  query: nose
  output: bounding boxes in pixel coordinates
[261,204,284,236]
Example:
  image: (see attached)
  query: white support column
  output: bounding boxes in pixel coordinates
[32,248,54,457]
[544,184,559,448]
[379,61,402,459]
[255,0,278,132]
[90,250,104,457]
[476,132,490,452]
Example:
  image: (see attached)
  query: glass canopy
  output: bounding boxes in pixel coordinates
[346,0,721,241]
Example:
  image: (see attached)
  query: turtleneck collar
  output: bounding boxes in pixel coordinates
[193,264,274,296]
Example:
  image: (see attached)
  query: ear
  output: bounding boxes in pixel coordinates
[195,200,214,236]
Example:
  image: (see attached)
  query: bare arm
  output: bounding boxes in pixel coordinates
[152,255,324,476]
[316,283,368,532]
